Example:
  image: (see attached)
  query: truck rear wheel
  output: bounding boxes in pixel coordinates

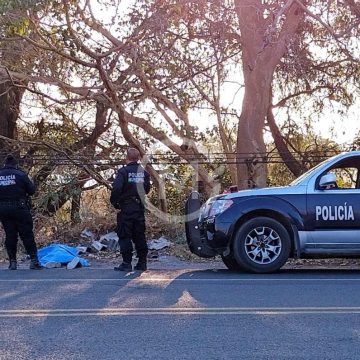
[233,217,291,273]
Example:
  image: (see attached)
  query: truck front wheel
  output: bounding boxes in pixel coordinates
[221,254,243,272]
[233,217,291,273]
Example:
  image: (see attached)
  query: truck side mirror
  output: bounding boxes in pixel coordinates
[319,173,337,189]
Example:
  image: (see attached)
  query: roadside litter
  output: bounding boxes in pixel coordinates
[148,237,172,250]
[91,240,107,252]
[99,232,120,251]
[80,229,95,240]
[81,229,172,253]
[80,228,120,252]
[36,232,172,268]
[76,246,88,254]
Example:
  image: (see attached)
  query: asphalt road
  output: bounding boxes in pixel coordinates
[1,268,360,360]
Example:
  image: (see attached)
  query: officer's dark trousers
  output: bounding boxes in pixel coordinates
[116,208,148,264]
[0,204,37,261]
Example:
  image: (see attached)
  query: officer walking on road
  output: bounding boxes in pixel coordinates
[110,148,151,271]
[0,155,42,270]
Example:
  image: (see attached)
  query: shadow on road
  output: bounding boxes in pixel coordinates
[2,265,360,358]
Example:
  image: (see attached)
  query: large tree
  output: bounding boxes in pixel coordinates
[0,1,35,145]
[0,0,233,198]
[233,0,359,188]
[0,0,358,199]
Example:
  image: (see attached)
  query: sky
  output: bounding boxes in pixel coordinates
[20,0,360,150]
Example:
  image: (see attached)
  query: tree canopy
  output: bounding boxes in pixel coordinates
[0,0,359,221]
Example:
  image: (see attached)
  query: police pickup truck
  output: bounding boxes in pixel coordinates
[185,151,360,273]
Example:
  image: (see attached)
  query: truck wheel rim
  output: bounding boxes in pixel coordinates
[244,226,282,265]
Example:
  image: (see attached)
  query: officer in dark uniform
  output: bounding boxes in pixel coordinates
[110,148,151,271]
[0,155,42,270]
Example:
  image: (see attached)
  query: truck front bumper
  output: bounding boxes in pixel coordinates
[199,216,233,250]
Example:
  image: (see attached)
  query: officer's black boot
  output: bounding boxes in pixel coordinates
[134,257,147,271]
[8,260,17,270]
[6,249,17,270]
[29,254,43,270]
[134,261,147,271]
[114,251,133,272]
[114,262,132,272]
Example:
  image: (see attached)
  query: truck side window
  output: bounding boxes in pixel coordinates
[328,167,358,189]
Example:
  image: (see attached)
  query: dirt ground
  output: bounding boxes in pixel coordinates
[1,227,360,270]
[1,241,360,271]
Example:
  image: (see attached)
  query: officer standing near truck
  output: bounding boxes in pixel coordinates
[0,154,42,270]
[110,148,151,271]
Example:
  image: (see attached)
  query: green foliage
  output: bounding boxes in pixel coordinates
[0,0,41,13]
[6,17,29,36]
[1,0,359,227]
[267,126,341,187]
[35,172,82,217]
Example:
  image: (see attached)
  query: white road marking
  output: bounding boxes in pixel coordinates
[0,277,360,283]
[2,307,360,317]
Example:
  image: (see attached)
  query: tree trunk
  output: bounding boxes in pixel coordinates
[267,106,305,177]
[236,67,272,188]
[234,0,304,189]
[0,84,25,161]
[216,104,237,185]
[0,15,30,158]
[0,85,21,138]
[150,170,168,214]
[71,190,81,224]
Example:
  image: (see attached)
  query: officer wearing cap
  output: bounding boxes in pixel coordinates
[0,154,42,270]
[110,148,151,271]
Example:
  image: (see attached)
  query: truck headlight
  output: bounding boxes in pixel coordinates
[209,200,233,216]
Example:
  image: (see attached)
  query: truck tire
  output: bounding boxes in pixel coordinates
[221,254,243,272]
[233,217,291,273]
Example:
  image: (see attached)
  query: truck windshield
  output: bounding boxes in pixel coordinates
[289,156,336,186]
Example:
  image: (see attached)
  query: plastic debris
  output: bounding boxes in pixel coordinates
[81,229,95,240]
[44,261,62,269]
[91,240,107,251]
[100,232,119,251]
[67,257,80,270]
[100,231,118,244]
[148,237,172,250]
[108,239,120,251]
[76,246,88,254]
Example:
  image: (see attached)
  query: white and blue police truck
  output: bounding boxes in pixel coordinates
[185,151,360,273]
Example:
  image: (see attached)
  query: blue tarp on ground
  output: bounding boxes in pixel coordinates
[38,244,89,267]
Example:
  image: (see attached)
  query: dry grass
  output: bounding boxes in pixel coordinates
[0,187,193,262]
[0,186,224,266]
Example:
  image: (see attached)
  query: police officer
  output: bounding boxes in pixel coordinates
[110,148,151,271]
[0,155,42,270]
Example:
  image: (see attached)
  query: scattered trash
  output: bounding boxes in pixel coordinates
[108,239,120,251]
[149,252,159,260]
[99,231,118,243]
[45,261,62,269]
[76,246,88,254]
[100,232,119,251]
[91,240,107,252]
[148,237,172,250]
[81,229,95,240]
[67,256,80,270]
[38,244,89,269]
